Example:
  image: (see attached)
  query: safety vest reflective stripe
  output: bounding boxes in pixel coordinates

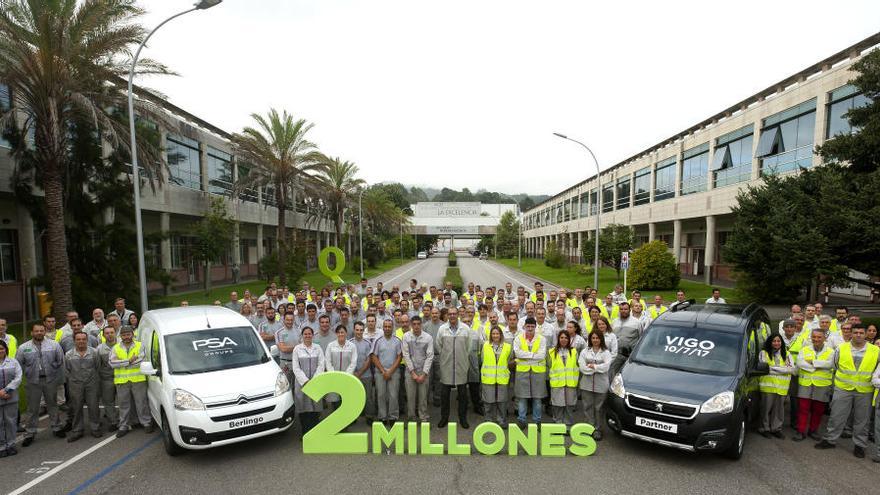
[758,351,791,396]
[787,331,808,358]
[113,342,146,384]
[480,343,511,385]
[515,334,546,373]
[798,346,834,388]
[833,343,879,393]
[54,329,63,342]
[565,299,578,309]
[4,335,17,358]
[548,348,579,388]
[648,306,668,319]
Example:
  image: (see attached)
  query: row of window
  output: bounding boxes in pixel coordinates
[524,85,869,230]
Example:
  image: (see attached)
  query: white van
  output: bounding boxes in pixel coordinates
[138,306,295,455]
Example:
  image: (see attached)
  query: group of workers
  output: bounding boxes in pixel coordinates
[0,298,154,458]
[2,278,878,465]
[757,303,880,460]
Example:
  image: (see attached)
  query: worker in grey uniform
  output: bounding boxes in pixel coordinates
[65,331,102,441]
[610,302,641,377]
[60,318,99,352]
[514,316,548,427]
[815,324,878,458]
[466,313,485,416]
[402,316,434,422]
[435,307,472,429]
[352,321,377,423]
[422,307,444,407]
[110,325,152,437]
[0,339,22,457]
[96,326,120,432]
[275,313,300,385]
[18,323,66,445]
[371,319,402,425]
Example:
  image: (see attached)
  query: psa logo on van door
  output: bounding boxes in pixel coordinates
[192,337,238,351]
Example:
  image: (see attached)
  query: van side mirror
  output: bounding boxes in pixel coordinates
[140,362,158,377]
[748,361,769,377]
[270,345,279,357]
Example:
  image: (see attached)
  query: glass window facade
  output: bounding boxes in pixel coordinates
[758,98,817,175]
[601,184,614,213]
[579,192,589,217]
[589,188,597,215]
[170,235,197,270]
[633,167,651,206]
[654,157,676,201]
[0,229,18,282]
[0,84,10,149]
[680,143,709,196]
[207,146,233,195]
[563,199,571,222]
[713,125,754,188]
[827,85,871,138]
[616,177,631,209]
[166,135,202,191]
[555,202,563,223]
[237,164,258,202]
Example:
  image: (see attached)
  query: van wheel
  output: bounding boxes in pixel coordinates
[161,412,183,457]
[723,415,745,460]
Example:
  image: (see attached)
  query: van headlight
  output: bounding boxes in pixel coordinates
[700,391,734,414]
[275,372,290,396]
[610,373,625,398]
[173,389,205,411]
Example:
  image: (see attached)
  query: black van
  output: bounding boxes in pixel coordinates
[606,302,770,460]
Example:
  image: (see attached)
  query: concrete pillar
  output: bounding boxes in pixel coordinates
[704,215,716,285]
[750,122,761,182]
[706,141,716,192]
[232,221,241,279]
[648,223,656,242]
[316,229,322,258]
[17,208,37,281]
[673,219,682,264]
[568,232,575,262]
[199,142,209,192]
[576,231,583,263]
[160,212,172,272]
[674,145,683,197]
[811,95,827,168]
[256,223,264,261]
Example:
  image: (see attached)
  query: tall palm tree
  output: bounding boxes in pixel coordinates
[313,156,365,250]
[232,109,321,284]
[0,0,170,317]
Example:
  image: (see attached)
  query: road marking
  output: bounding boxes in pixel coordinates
[380,259,432,286]
[473,258,558,292]
[8,436,116,495]
[67,436,160,495]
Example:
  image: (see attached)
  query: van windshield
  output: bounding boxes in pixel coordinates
[631,326,742,375]
[165,326,269,375]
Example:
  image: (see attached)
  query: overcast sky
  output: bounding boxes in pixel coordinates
[138,0,880,196]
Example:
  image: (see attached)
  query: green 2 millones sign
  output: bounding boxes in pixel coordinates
[301,372,599,457]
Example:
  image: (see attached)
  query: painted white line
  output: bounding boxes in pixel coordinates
[8,435,117,495]
[380,259,433,286]
[470,257,558,292]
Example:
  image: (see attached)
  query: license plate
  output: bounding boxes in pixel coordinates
[636,416,678,434]
[228,415,266,429]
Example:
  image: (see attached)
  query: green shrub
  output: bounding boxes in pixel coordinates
[445,266,463,294]
[543,240,566,269]
[576,264,594,278]
[629,240,680,290]
[448,251,457,267]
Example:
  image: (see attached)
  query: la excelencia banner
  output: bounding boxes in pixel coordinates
[302,372,598,456]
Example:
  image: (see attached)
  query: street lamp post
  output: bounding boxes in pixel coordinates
[553,132,601,290]
[358,189,365,279]
[518,211,522,269]
[127,0,222,313]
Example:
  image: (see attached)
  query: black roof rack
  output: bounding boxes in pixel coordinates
[670,299,697,312]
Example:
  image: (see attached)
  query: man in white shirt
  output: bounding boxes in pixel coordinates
[705,288,726,304]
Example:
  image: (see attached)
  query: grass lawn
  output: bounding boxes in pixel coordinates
[155,257,409,308]
[496,258,743,304]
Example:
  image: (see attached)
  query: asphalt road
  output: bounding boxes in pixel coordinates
[5,254,879,495]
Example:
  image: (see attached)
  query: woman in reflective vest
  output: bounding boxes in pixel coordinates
[324,325,357,410]
[578,329,612,440]
[548,332,579,426]
[480,326,512,427]
[291,327,325,435]
[758,333,796,438]
[794,329,834,441]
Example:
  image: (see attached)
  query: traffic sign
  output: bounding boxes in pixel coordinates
[620,251,630,270]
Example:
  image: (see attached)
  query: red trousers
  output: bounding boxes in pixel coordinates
[796,398,826,434]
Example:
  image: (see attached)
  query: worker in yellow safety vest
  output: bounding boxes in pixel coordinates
[793,329,835,441]
[815,325,879,458]
[648,295,668,319]
[548,332,579,426]
[480,326,512,427]
[108,325,152,437]
[513,317,547,427]
[758,333,796,438]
